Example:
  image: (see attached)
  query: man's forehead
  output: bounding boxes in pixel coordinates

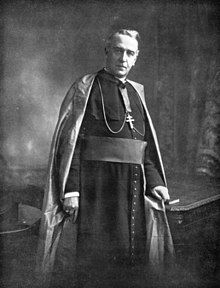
[110,34,139,51]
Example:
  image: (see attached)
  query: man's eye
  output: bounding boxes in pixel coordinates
[113,47,123,53]
[112,47,135,57]
[127,51,135,57]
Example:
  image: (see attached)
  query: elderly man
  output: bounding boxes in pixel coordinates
[37,29,174,288]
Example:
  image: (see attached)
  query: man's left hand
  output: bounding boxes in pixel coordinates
[63,196,79,223]
[150,186,170,202]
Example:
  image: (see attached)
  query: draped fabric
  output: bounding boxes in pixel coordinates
[196,59,220,177]
[138,2,220,178]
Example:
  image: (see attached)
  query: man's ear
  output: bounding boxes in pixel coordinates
[133,50,139,65]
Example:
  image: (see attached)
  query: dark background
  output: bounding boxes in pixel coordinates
[0,0,219,287]
[0,0,219,182]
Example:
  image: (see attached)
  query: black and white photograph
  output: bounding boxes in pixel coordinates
[0,1,219,287]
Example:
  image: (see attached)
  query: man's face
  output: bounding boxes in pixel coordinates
[105,33,139,79]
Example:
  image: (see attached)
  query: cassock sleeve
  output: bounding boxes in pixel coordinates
[144,121,165,189]
[144,145,165,189]
[64,137,81,194]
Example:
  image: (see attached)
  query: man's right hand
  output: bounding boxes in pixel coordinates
[63,196,79,223]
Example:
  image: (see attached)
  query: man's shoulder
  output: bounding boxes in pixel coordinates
[59,72,97,117]
[127,79,144,95]
[127,79,143,87]
[74,72,97,86]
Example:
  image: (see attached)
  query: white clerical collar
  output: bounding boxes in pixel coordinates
[104,67,127,83]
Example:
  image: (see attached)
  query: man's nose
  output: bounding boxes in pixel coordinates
[120,51,127,62]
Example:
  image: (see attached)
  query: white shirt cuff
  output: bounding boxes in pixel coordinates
[64,192,80,198]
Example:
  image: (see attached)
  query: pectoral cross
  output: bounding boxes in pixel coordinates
[126,113,135,129]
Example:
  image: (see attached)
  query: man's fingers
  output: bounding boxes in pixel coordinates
[63,205,73,213]
[68,208,75,215]
[73,208,79,223]
[156,188,170,201]
[151,189,162,200]
[64,206,77,214]
[63,196,79,214]
[151,186,170,202]
[64,206,79,223]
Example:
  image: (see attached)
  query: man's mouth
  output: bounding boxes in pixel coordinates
[117,65,127,69]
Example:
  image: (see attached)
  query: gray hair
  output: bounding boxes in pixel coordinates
[105,29,140,48]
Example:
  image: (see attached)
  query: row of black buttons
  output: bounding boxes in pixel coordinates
[130,165,139,262]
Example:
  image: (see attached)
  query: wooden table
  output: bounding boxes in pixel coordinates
[166,174,220,282]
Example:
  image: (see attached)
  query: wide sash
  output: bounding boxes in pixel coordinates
[82,136,147,164]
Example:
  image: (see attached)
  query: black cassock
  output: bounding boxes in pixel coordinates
[55,69,164,287]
